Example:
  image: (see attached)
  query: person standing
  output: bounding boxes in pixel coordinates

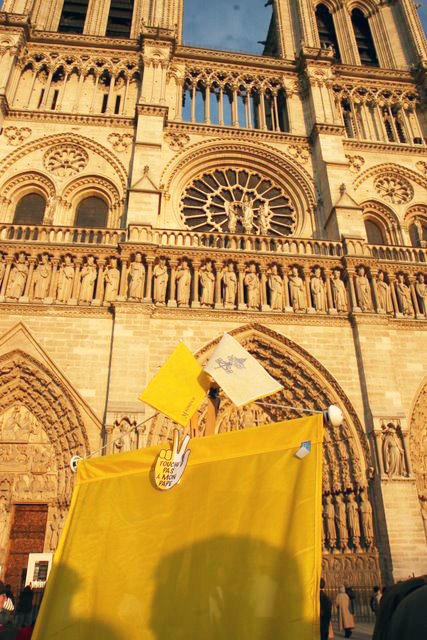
[320,578,332,640]
[336,585,355,638]
[370,585,382,617]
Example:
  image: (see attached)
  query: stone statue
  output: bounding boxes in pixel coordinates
[415,273,427,315]
[242,195,254,234]
[128,252,145,301]
[289,266,306,312]
[32,253,51,301]
[359,489,374,547]
[114,420,136,453]
[176,259,191,307]
[223,263,237,308]
[331,269,347,312]
[56,255,74,303]
[376,271,393,314]
[346,492,361,549]
[310,267,326,312]
[258,202,269,235]
[396,273,413,316]
[6,252,28,300]
[335,493,349,551]
[104,257,120,303]
[0,496,9,550]
[382,424,405,477]
[355,266,372,311]
[267,265,283,311]
[324,494,337,550]
[200,260,215,306]
[153,258,168,304]
[244,264,260,309]
[225,201,237,234]
[79,256,97,303]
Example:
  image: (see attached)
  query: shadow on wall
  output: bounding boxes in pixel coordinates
[34,537,314,639]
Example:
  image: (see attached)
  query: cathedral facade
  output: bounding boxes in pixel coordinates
[0,0,426,597]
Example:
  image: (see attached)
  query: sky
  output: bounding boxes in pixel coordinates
[183,0,427,55]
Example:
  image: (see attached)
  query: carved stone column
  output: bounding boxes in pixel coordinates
[370,268,380,313]
[144,258,154,302]
[105,425,114,456]
[118,258,128,301]
[304,268,315,313]
[283,271,292,312]
[214,265,223,309]
[260,268,270,311]
[0,257,13,301]
[167,261,177,307]
[390,276,402,318]
[409,275,421,318]
[21,257,36,303]
[92,259,105,306]
[325,269,335,314]
[237,264,247,310]
[347,269,359,312]
[191,261,200,308]
[45,257,59,304]
[69,258,82,305]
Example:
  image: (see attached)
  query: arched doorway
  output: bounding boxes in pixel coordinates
[409,377,427,541]
[148,324,380,591]
[0,350,91,594]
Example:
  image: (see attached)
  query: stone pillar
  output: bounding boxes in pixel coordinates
[191,261,200,308]
[45,258,59,304]
[260,268,269,311]
[237,264,247,310]
[304,268,314,313]
[69,258,82,305]
[0,257,12,301]
[167,261,177,307]
[118,258,128,301]
[144,258,154,302]
[92,259,106,305]
[21,257,36,303]
[283,271,292,311]
[214,266,223,309]
[347,269,359,312]
[325,269,335,314]
[390,277,402,318]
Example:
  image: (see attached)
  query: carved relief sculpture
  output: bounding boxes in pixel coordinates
[153,258,168,305]
[376,271,393,314]
[258,202,270,235]
[331,269,347,312]
[6,253,28,300]
[267,265,283,311]
[56,255,74,303]
[225,201,237,233]
[128,253,146,301]
[199,261,215,307]
[223,263,237,309]
[78,256,97,304]
[355,266,373,312]
[311,267,326,312]
[415,273,427,316]
[289,266,306,312]
[32,254,51,301]
[242,195,254,234]
[104,258,120,303]
[396,274,413,316]
[382,424,406,477]
[0,258,5,288]
[244,264,260,309]
[176,260,191,307]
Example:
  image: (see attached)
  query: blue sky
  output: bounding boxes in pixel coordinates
[184,0,427,55]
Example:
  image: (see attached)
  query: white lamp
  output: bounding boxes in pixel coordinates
[323,404,343,427]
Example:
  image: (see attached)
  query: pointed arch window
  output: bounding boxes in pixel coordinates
[75,196,108,228]
[364,220,386,244]
[13,194,46,225]
[58,0,89,34]
[106,1,134,38]
[351,9,379,67]
[315,4,341,62]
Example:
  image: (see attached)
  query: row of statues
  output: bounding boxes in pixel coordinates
[323,488,374,552]
[0,252,426,315]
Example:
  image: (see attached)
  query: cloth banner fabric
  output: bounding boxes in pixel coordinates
[139,342,211,426]
[33,415,323,640]
[204,333,283,406]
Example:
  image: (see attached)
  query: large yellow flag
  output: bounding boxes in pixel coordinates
[139,342,211,426]
[33,415,323,640]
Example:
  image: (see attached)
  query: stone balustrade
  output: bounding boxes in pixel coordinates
[0,238,426,319]
[0,223,126,246]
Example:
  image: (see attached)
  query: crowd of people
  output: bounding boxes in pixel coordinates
[320,575,427,640]
[0,583,35,639]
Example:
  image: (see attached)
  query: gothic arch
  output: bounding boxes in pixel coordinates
[160,140,316,237]
[409,375,427,539]
[150,323,373,486]
[361,200,402,244]
[354,163,427,192]
[60,174,124,228]
[0,171,56,223]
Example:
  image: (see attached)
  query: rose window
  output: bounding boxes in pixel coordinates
[44,144,89,177]
[180,168,297,236]
[374,174,413,205]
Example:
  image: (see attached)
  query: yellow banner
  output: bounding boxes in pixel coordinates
[34,415,323,640]
[139,342,211,426]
